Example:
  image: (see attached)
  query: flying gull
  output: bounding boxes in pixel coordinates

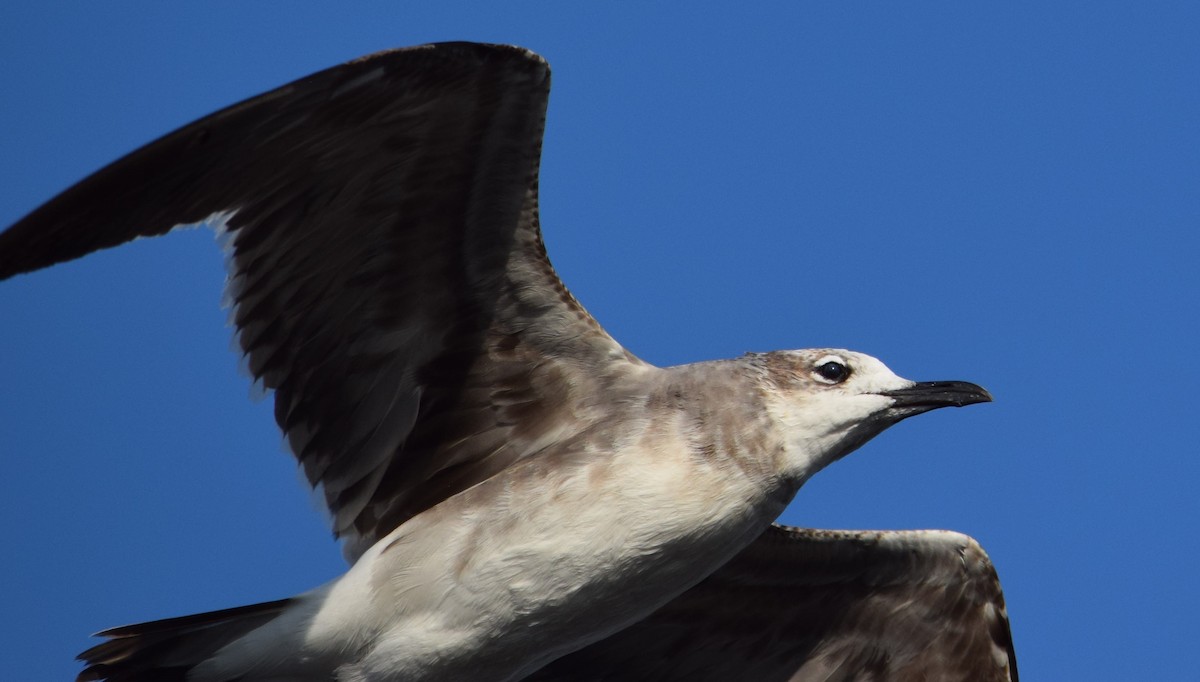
[0,42,1016,681]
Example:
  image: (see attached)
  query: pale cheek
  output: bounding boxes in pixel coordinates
[791,395,891,436]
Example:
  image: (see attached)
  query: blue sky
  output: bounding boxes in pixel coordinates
[1,3,1197,679]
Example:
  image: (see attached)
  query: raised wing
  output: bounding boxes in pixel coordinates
[532,525,1018,682]
[0,42,645,562]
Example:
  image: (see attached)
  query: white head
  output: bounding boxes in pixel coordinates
[753,348,991,483]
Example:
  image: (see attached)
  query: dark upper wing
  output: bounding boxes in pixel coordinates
[0,42,644,562]
[532,525,1018,682]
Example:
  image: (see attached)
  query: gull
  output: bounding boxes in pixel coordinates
[0,42,1015,681]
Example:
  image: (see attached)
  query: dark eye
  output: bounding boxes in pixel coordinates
[814,360,850,384]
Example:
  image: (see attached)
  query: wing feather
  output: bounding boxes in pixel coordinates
[533,525,1018,682]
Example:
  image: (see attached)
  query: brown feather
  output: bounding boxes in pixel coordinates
[531,525,1018,682]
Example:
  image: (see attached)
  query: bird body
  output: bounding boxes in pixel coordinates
[0,42,1015,681]
[188,352,915,681]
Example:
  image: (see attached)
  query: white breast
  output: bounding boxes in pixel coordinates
[333,417,783,680]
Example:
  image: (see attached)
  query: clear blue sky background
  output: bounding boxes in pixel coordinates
[1,3,1196,680]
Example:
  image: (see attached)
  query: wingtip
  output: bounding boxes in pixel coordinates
[349,41,550,77]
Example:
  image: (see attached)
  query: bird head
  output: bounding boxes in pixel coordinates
[754,349,992,483]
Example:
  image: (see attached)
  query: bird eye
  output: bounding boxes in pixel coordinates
[813,360,850,384]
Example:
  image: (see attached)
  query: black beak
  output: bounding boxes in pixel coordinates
[880,381,993,415]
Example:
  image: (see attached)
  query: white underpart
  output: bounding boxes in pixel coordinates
[195,394,792,680]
